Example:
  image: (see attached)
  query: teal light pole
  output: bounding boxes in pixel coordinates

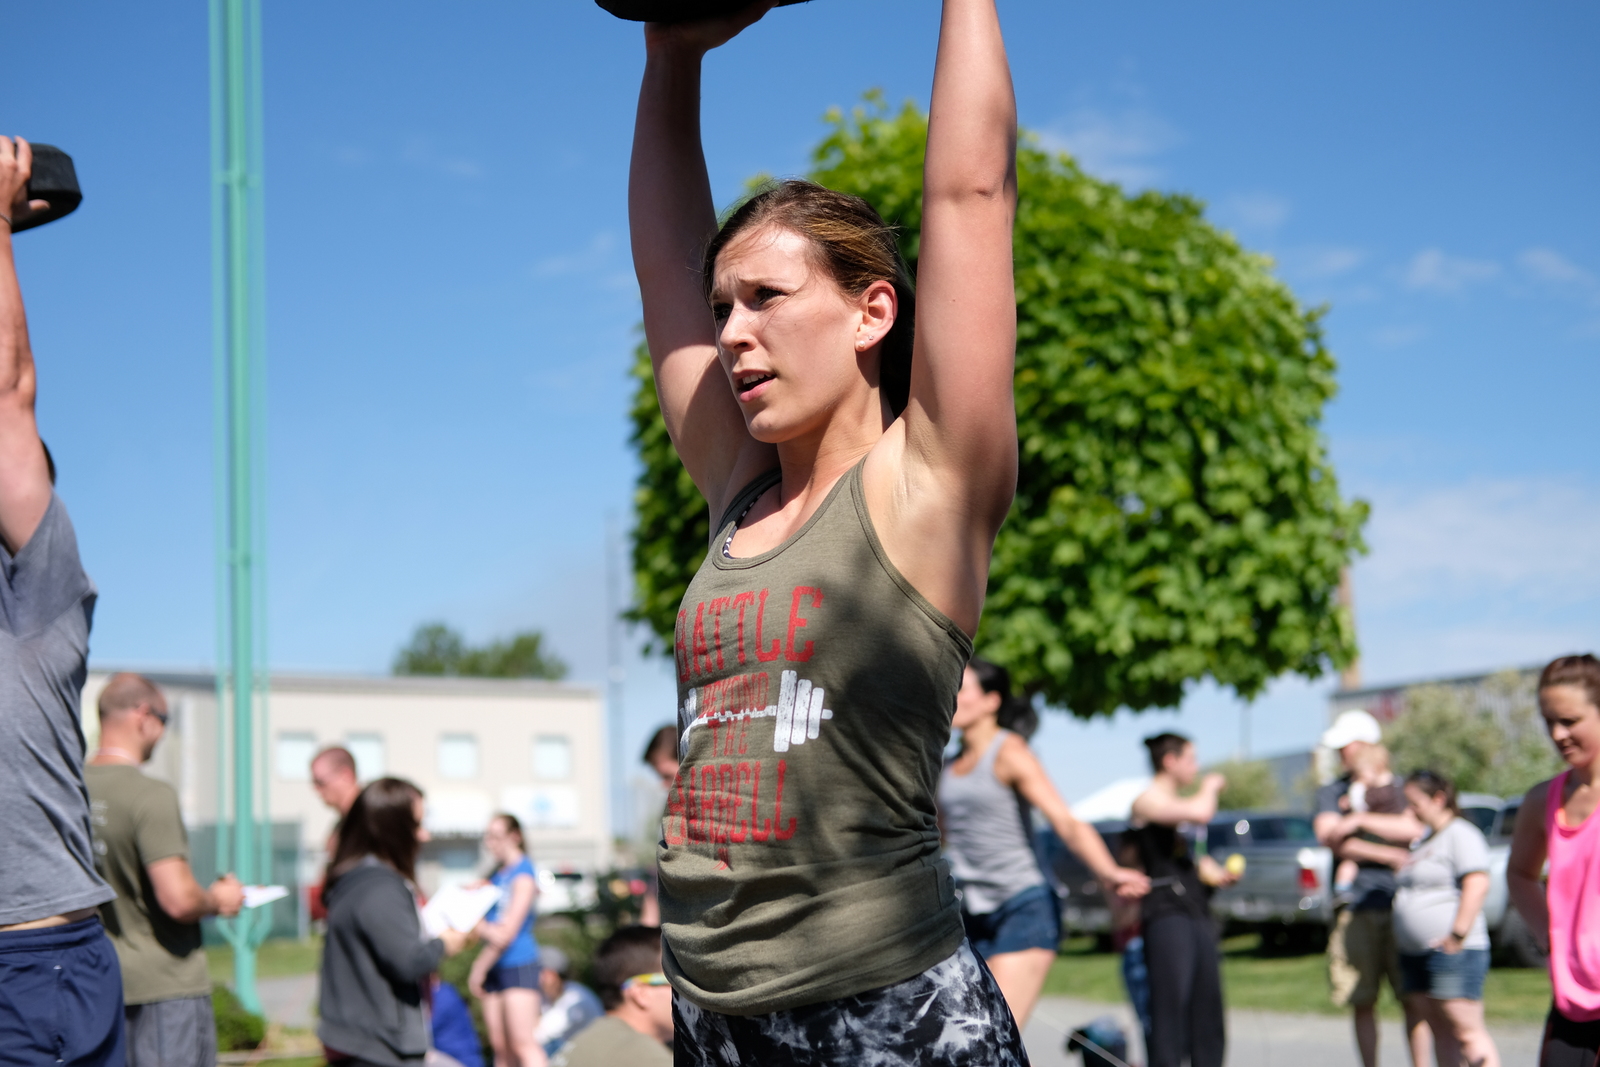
[211,0,270,1015]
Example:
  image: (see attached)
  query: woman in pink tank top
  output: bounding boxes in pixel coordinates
[1508,653,1600,1067]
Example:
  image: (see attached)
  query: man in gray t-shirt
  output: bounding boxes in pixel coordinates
[0,136,125,1065]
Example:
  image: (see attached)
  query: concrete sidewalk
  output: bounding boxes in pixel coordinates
[256,973,1545,1065]
[1022,994,1543,1067]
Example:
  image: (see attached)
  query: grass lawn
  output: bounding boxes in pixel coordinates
[1044,935,1551,1025]
[206,937,322,984]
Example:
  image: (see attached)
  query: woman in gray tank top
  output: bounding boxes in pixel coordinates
[940,658,1149,1027]
[629,0,1029,1061]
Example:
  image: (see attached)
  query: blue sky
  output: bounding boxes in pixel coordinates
[4,1,1597,815]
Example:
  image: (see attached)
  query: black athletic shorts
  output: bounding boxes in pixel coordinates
[1541,1004,1600,1067]
[673,939,1029,1066]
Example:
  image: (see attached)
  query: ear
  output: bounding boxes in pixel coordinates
[623,982,650,1013]
[854,280,898,351]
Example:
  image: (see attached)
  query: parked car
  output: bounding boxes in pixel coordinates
[1035,820,1125,944]
[1458,792,1547,966]
[1205,811,1333,950]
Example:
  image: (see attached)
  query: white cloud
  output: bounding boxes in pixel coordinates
[1214,192,1292,234]
[1357,479,1600,609]
[1347,478,1600,683]
[1284,246,1366,279]
[1518,248,1600,302]
[1372,323,1427,347]
[1403,248,1500,293]
[402,136,482,179]
[531,231,618,279]
[1036,107,1180,188]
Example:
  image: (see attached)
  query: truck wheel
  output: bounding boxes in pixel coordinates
[1286,924,1328,955]
[1496,907,1548,969]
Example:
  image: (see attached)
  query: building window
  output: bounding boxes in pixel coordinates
[438,734,479,780]
[275,732,316,781]
[346,733,386,781]
[533,735,571,780]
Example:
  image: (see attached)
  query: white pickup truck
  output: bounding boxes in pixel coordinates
[1204,811,1335,951]
[1459,792,1546,967]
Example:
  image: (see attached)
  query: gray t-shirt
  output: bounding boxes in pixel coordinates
[1316,775,1396,911]
[1393,817,1491,954]
[0,495,112,924]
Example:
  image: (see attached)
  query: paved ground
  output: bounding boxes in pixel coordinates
[257,972,318,1030]
[257,975,1544,1066]
[1022,994,1543,1067]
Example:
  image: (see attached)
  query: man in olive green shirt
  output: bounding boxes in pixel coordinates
[86,673,244,1067]
[552,926,672,1067]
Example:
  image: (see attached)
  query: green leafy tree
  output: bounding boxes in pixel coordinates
[1384,671,1562,797]
[393,622,567,680]
[628,95,1367,715]
[1207,758,1283,811]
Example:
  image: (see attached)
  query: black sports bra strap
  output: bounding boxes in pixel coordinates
[715,468,783,533]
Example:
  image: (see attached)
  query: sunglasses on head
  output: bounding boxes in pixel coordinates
[622,972,671,990]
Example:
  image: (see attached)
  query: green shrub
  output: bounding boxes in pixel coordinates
[211,984,265,1051]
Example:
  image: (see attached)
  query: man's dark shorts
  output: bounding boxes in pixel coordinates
[0,917,126,1066]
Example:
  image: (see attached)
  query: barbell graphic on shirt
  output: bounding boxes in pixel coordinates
[679,669,835,756]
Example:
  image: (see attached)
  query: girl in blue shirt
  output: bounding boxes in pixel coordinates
[470,813,544,1067]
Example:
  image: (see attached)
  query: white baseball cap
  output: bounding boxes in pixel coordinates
[1321,708,1382,750]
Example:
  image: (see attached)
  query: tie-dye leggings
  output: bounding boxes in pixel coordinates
[673,940,1030,1066]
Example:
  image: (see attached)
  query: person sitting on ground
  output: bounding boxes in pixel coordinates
[319,777,468,1067]
[1508,653,1600,1067]
[1333,742,1408,902]
[551,926,672,1067]
[0,134,126,1066]
[86,673,246,1067]
[533,946,604,1058]
[469,812,546,1067]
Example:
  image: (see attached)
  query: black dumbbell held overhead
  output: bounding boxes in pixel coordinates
[596,0,808,22]
[13,144,82,233]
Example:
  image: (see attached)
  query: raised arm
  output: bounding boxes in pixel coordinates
[0,138,54,554]
[1131,774,1226,828]
[865,0,1018,635]
[900,0,1018,513]
[629,5,778,520]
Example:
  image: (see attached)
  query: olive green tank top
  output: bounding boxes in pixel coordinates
[658,459,972,1015]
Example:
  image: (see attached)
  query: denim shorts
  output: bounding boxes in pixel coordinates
[962,883,1062,957]
[1399,947,1489,1000]
[483,960,541,993]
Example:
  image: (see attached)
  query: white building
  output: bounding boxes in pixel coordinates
[82,669,611,913]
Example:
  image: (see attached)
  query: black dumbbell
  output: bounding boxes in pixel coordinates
[596,0,808,23]
[12,144,82,233]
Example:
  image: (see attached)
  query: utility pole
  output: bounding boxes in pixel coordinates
[211,0,270,1015]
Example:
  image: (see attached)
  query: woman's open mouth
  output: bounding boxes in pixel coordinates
[736,371,776,401]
